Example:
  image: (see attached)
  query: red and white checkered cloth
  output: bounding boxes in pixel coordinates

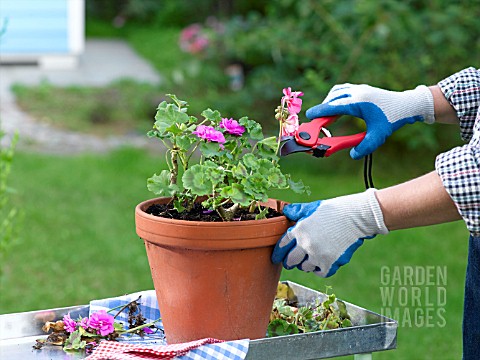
[86,338,224,360]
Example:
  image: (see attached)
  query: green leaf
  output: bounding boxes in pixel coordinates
[201,108,222,123]
[336,300,351,320]
[156,100,167,111]
[173,199,186,213]
[257,144,279,160]
[147,129,159,138]
[154,104,190,133]
[203,161,225,183]
[147,171,179,197]
[220,183,250,206]
[232,163,248,178]
[166,104,190,123]
[323,294,336,308]
[257,159,274,171]
[288,177,310,195]
[242,153,259,170]
[199,141,223,158]
[164,123,183,135]
[176,135,194,151]
[166,93,188,107]
[63,330,87,351]
[242,174,269,202]
[114,322,125,332]
[239,116,263,140]
[255,207,269,220]
[267,319,299,337]
[182,164,213,196]
[78,327,98,338]
[258,136,278,150]
[266,167,287,188]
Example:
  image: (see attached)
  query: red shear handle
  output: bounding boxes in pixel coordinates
[295,116,339,147]
[318,132,366,157]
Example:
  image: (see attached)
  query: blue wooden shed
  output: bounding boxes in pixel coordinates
[0,0,85,68]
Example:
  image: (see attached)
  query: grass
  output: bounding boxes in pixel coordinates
[11,79,162,137]
[0,147,468,359]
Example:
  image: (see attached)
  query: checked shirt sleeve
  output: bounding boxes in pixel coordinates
[435,67,480,235]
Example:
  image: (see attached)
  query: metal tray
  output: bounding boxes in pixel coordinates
[0,281,397,359]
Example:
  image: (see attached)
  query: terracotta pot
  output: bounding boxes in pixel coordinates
[135,197,291,344]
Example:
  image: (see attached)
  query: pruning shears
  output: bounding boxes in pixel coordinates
[279,116,375,188]
[279,116,366,158]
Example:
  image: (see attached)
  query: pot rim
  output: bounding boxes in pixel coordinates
[135,197,289,227]
[134,197,292,249]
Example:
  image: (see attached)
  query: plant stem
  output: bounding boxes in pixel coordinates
[122,317,162,334]
[170,148,178,185]
[110,296,142,319]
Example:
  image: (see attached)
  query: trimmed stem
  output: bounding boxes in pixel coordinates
[216,203,240,221]
[170,148,179,185]
[248,201,257,213]
[122,317,162,334]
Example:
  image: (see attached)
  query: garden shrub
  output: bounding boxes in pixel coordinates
[182,0,479,150]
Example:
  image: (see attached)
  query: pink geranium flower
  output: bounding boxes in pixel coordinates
[219,118,245,136]
[278,87,303,136]
[281,114,299,137]
[193,125,226,148]
[87,310,114,337]
[63,313,77,333]
[282,87,304,115]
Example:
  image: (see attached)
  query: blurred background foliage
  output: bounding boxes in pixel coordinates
[85,0,479,153]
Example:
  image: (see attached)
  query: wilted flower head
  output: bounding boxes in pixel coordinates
[220,118,245,136]
[281,114,300,137]
[79,317,89,329]
[87,310,114,337]
[62,313,77,333]
[193,125,226,148]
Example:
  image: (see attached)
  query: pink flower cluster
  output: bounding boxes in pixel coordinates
[193,125,226,148]
[220,118,245,136]
[63,310,115,337]
[280,87,304,136]
[179,24,209,54]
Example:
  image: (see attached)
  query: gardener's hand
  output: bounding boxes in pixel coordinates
[271,189,389,277]
[306,84,435,159]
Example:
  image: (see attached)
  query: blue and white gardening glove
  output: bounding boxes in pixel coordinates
[306,84,435,159]
[271,189,389,277]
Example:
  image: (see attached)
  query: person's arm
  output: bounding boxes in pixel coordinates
[377,86,461,230]
[376,171,461,231]
[428,85,459,124]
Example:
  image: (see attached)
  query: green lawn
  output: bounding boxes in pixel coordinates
[12,79,161,137]
[0,148,468,359]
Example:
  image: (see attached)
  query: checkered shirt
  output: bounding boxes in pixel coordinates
[435,67,480,235]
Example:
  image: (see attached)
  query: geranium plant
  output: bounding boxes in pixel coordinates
[146,89,309,221]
